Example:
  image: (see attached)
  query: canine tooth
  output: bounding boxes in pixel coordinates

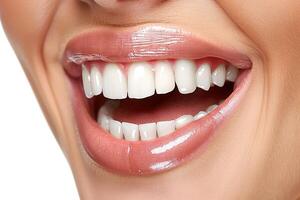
[109,119,123,139]
[196,63,211,91]
[103,63,127,99]
[175,115,194,129]
[97,113,111,131]
[99,101,117,116]
[194,111,207,120]
[90,65,103,96]
[207,104,218,113]
[97,101,118,131]
[174,59,197,94]
[122,122,139,141]
[128,62,155,99]
[226,65,238,82]
[82,64,93,98]
[155,61,175,94]
[139,123,157,141]
[212,64,226,87]
[157,120,175,137]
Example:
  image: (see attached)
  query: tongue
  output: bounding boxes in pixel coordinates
[113,85,231,124]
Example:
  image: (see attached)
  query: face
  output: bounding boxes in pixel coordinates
[1,0,300,199]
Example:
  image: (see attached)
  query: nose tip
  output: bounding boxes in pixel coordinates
[93,0,164,12]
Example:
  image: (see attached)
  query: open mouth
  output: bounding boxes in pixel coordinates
[63,26,252,175]
[83,59,237,140]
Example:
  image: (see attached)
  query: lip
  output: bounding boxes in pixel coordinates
[64,25,251,67]
[64,25,252,175]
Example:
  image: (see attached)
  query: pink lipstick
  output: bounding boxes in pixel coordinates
[63,25,252,175]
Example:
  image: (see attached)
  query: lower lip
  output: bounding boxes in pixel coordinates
[71,70,251,176]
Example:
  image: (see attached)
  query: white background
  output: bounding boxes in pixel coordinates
[0,25,79,199]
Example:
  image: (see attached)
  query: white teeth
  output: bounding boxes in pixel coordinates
[175,115,194,129]
[122,122,139,141]
[109,119,123,139]
[81,61,239,99]
[128,62,155,99]
[90,65,103,96]
[174,59,197,94]
[98,100,118,116]
[226,65,239,82]
[82,64,93,98]
[97,113,111,131]
[157,120,175,137]
[139,123,157,141]
[194,111,207,120]
[97,101,221,141]
[82,59,240,140]
[97,100,119,131]
[155,61,175,94]
[196,63,211,91]
[103,63,127,99]
[212,64,226,87]
[207,104,218,113]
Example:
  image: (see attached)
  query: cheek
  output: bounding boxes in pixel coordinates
[0,0,59,66]
[216,0,300,55]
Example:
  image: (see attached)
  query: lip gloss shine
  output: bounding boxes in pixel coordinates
[65,25,252,175]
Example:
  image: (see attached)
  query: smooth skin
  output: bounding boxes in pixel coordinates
[1,0,300,199]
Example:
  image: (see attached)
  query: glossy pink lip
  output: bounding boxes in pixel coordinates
[64,25,252,175]
[64,25,251,67]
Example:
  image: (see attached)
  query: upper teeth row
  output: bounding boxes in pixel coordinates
[82,60,239,99]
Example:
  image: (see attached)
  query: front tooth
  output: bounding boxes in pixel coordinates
[226,65,238,82]
[196,63,211,91]
[139,123,157,141]
[128,62,155,99]
[90,65,103,96]
[175,115,194,129]
[212,64,226,87]
[207,104,218,113]
[109,119,123,139]
[155,61,175,94]
[82,64,93,98]
[103,63,127,99]
[122,122,139,141]
[194,111,207,120]
[174,59,197,94]
[157,120,175,137]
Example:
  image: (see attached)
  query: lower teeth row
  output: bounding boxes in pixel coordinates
[97,101,221,141]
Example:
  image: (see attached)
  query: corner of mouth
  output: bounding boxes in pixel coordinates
[62,25,253,176]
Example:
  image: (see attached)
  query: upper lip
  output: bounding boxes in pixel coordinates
[64,25,251,69]
[64,24,252,175]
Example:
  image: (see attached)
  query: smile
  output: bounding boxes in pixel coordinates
[63,25,252,175]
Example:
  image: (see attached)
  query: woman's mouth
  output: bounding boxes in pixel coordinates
[63,25,252,176]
